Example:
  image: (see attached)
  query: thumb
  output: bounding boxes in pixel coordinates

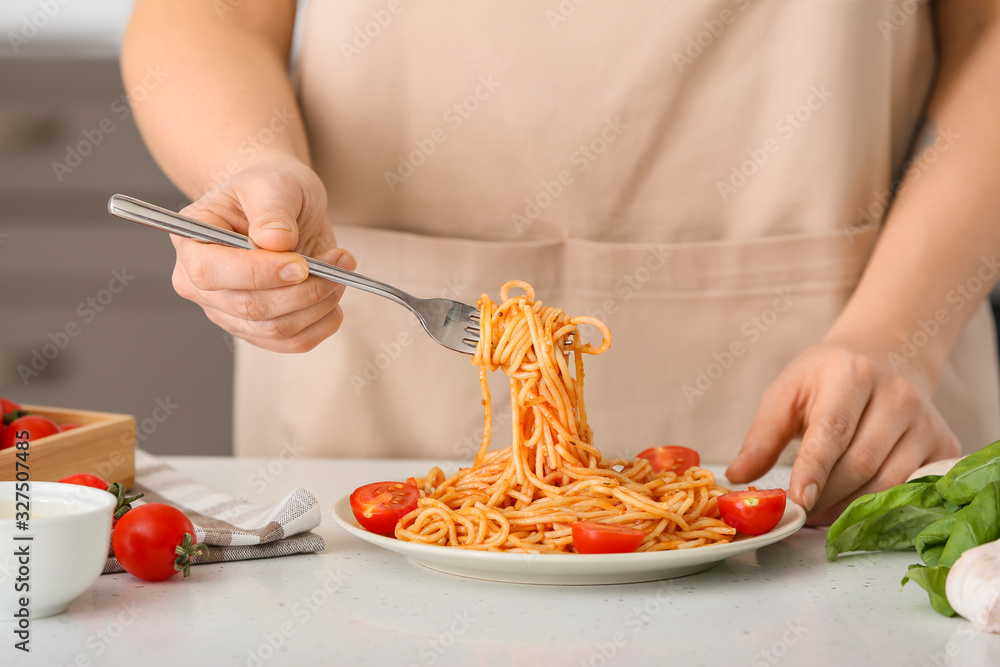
[726,378,802,484]
[241,187,302,252]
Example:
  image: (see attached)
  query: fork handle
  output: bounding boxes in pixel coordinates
[108,194,412,308]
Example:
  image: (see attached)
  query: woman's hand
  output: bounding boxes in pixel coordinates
[726,341,961,525]
[170,157,357,353]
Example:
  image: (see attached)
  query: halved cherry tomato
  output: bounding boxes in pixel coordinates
[572,521,645,554]
[350,481,420,536]
[0,415,60,450]
[717,487,786,536]
[636,446,700,474]
[59,473,110,490]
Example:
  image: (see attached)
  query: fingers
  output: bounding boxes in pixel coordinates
[164,161,358,350]
[174,237,311,291]
[788,376,873,512]
[246,303,346,354]
[172,229,356,293]
[316,245,357,272]
[804,390,960,524]
[204,289,347,353]
[810,384,911,513]
[805,430,927,526]
[726,377,804,484]
[728,343,962,526]
[170,216,356,351]
[240,184,304,252]
[180,168,306,252]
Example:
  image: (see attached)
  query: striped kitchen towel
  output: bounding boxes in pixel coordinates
[102,450,324,574]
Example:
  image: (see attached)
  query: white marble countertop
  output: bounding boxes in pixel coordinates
[9,456,1000,666]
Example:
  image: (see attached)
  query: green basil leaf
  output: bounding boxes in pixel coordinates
[901,564,955,617]
[939,481,1000,568]
[907,475,943,485]
[936,440,1000,505]
[826,504,957,561]
[915,513,959,567]
[826,481,954,561]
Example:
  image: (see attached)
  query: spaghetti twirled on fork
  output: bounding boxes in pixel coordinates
[395,281,736,552]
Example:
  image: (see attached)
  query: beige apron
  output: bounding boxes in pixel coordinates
[234,1,1000,463]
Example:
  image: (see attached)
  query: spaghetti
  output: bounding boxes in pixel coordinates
[395,281,736,553]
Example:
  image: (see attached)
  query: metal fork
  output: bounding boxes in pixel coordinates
[107,194,481,354]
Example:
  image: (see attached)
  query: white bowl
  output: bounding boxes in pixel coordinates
[0,481,115,619]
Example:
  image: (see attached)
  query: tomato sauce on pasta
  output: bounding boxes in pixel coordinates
[395,281,736,552]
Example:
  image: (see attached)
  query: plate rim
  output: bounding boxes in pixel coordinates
[331,480,806,583]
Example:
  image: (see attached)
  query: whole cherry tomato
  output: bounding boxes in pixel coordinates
[0,415,60,450]
[59,473,110,490]
[112,503,206,581]
[0,397,22,418]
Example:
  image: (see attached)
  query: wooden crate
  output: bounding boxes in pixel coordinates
[1,405,136,488]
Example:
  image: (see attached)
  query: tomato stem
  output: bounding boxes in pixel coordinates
[108,482,145,521]
[173,532,208,578]
[2,409,30,426]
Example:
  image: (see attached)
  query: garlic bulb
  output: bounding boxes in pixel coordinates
[946,538,1000,633]
[906,458,962,482]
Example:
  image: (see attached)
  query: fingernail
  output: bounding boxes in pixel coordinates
[262,220,292,232]
[280,262,308,282]
[802,483,819,511]
[335,252,356,271]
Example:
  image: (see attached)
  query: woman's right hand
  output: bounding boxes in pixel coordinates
[170,157,357,353]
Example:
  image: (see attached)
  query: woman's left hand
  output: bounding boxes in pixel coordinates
[725,341,961,525]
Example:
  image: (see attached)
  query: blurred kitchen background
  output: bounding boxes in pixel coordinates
[0,1,232,456]
[2,2,1000,458]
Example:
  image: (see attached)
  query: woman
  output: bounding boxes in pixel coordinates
[121,0,1000,523]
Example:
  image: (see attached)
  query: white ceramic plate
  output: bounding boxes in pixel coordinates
[332,483,806,585]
